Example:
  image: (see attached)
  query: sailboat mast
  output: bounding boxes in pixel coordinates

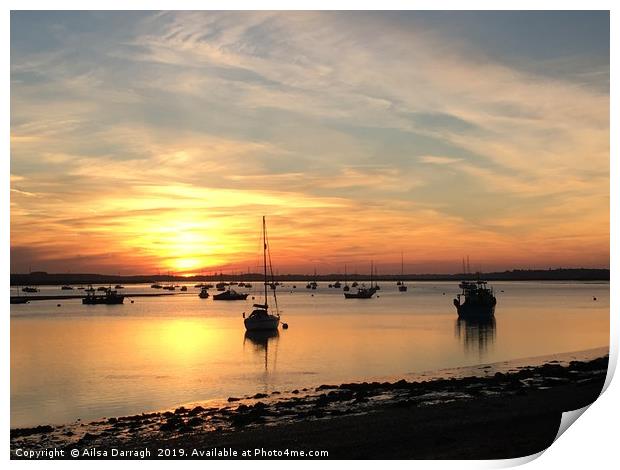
[263,216,268,305]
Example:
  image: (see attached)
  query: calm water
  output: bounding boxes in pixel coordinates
[10,281,609,427]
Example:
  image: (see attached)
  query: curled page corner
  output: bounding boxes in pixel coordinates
[554,404,591,442]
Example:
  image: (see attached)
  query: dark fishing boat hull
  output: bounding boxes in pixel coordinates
[213,291,248,301]
[454,299,496,319]
[82,296,124,305]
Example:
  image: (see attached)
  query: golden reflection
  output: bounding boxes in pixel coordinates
[244,330,279,371]
[455,318,496,357]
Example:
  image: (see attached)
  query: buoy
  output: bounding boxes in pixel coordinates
[57,304,61,307]
[593,297,597,301]
[131,300,134,304]
[282,323,289,329]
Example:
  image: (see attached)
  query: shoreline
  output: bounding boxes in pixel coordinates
[11,351,609,459]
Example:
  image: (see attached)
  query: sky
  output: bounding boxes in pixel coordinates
[10,11,610,275]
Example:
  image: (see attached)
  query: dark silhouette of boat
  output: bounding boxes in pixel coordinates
[180,286,187,291]
[11,296,29,304]
[82,286,124,305]
[344,285,377,299]
[151,283,162,289]
[398,252,407,292]
[61,285,74,290]
[453,280,496,319]
[115,284,124,289]
[213,289,248,301]
[198,286,209,298]
[344,262,377,299]
[243,216,280,331]
[22,286,39,293]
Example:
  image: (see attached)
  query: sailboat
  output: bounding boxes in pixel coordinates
[344,262,377,299]
[243,217,280,331]
[343,264,350,292]
[398,252,408,292]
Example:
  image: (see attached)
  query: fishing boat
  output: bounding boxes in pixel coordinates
[162,285,175,291]
[151,283,162,289]
[398,252,408,292]
[213,288,248,301]
[82,286,124,305]
[344,262,377,299]
[115,284,124,289]
[453,279,496,320]
[22,286,39,293]
[61,285,74,290]
[198,286,209,298]
[244,217,280,331]
[180,286,187,291]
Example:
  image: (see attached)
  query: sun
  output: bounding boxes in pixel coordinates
[171,258,201,272]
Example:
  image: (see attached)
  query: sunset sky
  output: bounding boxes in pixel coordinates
[10,11,609,275]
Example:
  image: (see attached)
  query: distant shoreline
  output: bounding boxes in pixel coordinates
[9,268,610,286]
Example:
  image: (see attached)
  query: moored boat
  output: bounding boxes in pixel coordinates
[453,279,496,319]
[82,286,124,305]
[198,286,209,298]
[244,217,280,332]
[213,289,248,301]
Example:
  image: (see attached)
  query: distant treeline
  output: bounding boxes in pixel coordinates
[9,268,610,286]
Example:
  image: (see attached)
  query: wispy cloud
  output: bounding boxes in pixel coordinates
[10,11,609,273]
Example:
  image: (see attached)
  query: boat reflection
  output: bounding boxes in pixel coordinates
[455,317,496,357]
[243,330,280,371]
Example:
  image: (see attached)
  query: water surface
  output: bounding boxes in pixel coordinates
[10,281,609,427]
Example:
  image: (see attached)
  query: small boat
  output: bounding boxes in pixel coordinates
[245,283,252,288]
[344,262,377,299]
[180,286,188,291]
[194,283,205,288]
[198,286,209,298]
[10,296,29,304]
[85,286,95,293]
[151,283,162,289]
[344,285,377,299]
[351,281,358,287]
[61,285,74,290]
[162,285,175,291]
[115,284,124,289]
[343,265,350,291]
[96,286,108,292]
[82,286,124,305]
[453,279,496,320]
[213,289,248,301]
[333,280,341,288]
[244,217,280,332]
[398,252,408,292]
[22,286,39,293]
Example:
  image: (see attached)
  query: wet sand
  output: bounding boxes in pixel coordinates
[11,355,608,459]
